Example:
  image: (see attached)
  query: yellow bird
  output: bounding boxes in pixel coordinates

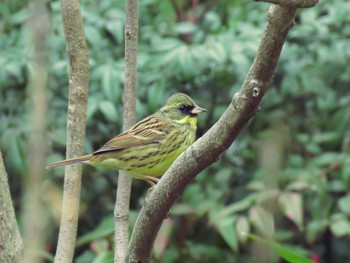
[47,93,206,185]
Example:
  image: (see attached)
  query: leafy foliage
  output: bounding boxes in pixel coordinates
[1,0,350,262]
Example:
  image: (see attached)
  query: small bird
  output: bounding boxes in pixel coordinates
[46,93,206,186]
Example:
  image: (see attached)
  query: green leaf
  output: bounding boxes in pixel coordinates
[279,192,303,230]
[288,154,304,168]
[312,132,340,144]
[236,216,250,243]
[76,216,114,246]
[174,22,197,34]
[286,180,310,191]
[85,25,102,47]
[147,82,165,110]
[155,45,185,67]
[327,180,347,192]
[152,38,182,52]
[312,152,345,166]
[281,74,299,95]
[105,9,125,42]
[206,42,226,64]
[87,96,100,124]
[249,206,274,238]
[9,9,30,25]
[338,195,350,215]
[188,243,228,261]
[305,142,322,155]
[330,214,350,237]
[7,136,26,174]
[76,250,96,263]
[246,234,314,263]
[99,100,119,122]
[102,66,122,103]
[215,193,257,218]
[92,250,113,263]
[179,46,195,77]
[306,220,328,243]
[204,11,221,31]
[342,163,350,184]
[213,216,238,251]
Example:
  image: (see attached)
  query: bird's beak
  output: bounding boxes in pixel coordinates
[191,105,207,115]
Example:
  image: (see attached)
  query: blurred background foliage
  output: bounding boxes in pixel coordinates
[1,0,350,262]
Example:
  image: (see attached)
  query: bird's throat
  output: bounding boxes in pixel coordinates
[175,115,197,129]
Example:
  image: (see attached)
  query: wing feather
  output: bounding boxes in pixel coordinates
[93,116,173,155]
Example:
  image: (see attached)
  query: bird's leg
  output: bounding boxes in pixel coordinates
[139,175,160,186]
[144,178,156,187]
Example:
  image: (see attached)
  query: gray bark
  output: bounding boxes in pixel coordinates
[54,0,89,262]
[114,0,138,262]
[0,151,23,263]
[22,1,50,262]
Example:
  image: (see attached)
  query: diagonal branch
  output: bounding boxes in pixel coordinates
[127,3,317,263]
[255,0,318,8]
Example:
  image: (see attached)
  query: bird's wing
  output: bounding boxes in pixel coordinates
[93,116,172,154]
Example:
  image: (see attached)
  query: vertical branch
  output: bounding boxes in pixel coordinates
[54,0,89,262]
[0,151,23,262]
[22,1,49,262]
[114,0,138,262]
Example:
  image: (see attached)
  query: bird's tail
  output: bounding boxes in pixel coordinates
[46,154,93,170]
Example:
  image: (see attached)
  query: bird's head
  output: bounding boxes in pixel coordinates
[158,93,206,127]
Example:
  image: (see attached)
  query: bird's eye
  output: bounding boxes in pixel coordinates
[179,105,186,112]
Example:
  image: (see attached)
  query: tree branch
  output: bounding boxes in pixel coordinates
[54,0,89,262]
[127,3,317,263]
[114,0,138,262]
[169,0,186,22]
[254,0,318,8]
[22,1,50,262]
[0,151,23,262]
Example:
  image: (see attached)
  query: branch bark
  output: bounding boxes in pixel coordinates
[54,0,89,262]
[22,1,50,262]
[0,151,23,263]
[114,0,138,262]
[255,0,318,8]
[127,3,317,263]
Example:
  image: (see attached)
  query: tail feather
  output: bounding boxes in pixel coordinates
[46,154,93,170]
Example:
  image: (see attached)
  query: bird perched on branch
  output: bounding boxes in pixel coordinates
[46,93,206,186]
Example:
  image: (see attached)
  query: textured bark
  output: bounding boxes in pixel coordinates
[255,0,318,8]
[127,1,318,262]
[0,151,23,263]
[22,1,50,262]
[114,0,138,262]
[54,0,89,262]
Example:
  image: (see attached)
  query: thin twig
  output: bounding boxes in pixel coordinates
[169,0,187,21]
[54,0,89,262]
[114,0,138,262]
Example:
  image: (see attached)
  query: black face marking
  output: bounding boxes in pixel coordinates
[178,104,196,117]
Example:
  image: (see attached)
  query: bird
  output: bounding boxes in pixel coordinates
[46,93,206,186]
